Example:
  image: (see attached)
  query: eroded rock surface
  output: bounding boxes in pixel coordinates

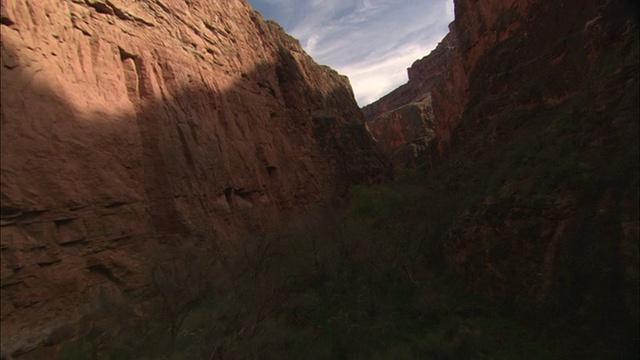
[0,0,389,354]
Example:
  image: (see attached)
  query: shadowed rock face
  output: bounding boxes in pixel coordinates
[365,0,638,356]
[0,0,389,354]
[436,0,639,357]
[366,0,639,170]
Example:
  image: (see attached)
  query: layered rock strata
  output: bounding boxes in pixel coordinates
[0,0,389,354]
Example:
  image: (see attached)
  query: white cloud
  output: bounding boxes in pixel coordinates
[445,0,455,17]
[303,34,320,54]
[249,0,455,106]
[338,40,441,105]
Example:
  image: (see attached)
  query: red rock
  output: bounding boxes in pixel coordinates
[0,0,389,352]
[367,97,437,171]
[363,1,638,355]
[438,0,639,357]
[363,24,459,170]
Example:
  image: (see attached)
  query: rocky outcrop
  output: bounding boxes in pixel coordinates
[362,25,459,170]
[0,0,389,354]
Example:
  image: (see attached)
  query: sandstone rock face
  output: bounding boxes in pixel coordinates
[435,0,639,357]
[362,27,458,170]
[0,0,389,354]
[366,0,634,167]
[362,26,458,123]
[431,0,633,155]
[367,96,436,172]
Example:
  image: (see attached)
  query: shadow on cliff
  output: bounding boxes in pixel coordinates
[0,36,555,358]
[0,36,389,233]
[0,34,390,357]
[422,1,640,357]
[354,1,638,357]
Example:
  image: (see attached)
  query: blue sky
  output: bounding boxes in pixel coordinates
[247,0,455,106]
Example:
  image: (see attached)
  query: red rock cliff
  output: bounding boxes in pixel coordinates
[436,0,639,357]
[0,0,389,353]
[363,0,638,356]
[362,25,458,170]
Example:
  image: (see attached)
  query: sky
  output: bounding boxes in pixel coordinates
[247,0,455,107]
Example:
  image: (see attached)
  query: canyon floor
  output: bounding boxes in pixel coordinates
[18,180,554,360]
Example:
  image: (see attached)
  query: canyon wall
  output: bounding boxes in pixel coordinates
[0,0,389,354]
[362,25,458,123]
[365,0,638,356]
[366,95,436,171]
[362,26,458,170]
[437,0,639,357]
[366,0,638,169]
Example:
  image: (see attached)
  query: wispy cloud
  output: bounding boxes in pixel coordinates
[340,40,442,105]
[249,0,454,106]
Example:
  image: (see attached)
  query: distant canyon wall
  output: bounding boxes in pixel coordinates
[0,0,389,354]
[362,25,458,171]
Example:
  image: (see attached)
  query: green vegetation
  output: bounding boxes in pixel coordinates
[35,181,551,360]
